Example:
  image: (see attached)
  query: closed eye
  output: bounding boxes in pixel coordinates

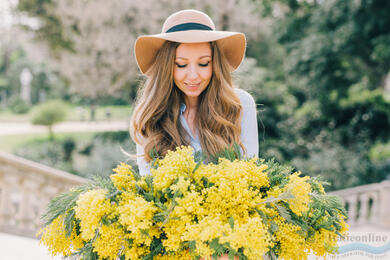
[175,63,187,68]
[175,62,210,68]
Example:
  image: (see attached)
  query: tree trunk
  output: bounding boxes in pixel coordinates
[48,125,54,140]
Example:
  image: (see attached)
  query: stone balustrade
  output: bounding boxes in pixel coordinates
[0,151,87,238]
[329,180,390,228]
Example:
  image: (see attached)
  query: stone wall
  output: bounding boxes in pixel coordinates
[330,180,390,229]
[0,151,87,238]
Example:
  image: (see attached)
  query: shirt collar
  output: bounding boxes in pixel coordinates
[180,103,186,114]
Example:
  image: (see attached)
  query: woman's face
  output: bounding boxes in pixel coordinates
[173,42,212,105]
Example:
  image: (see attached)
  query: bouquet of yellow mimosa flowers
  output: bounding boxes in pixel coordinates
[38,145,348,260]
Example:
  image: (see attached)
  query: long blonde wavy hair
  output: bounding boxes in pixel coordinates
[130,40,245,162]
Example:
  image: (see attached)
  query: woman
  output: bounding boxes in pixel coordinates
[130,9,258,177]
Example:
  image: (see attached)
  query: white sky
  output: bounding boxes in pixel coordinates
[0,0,16,28]
[0,0,41,30]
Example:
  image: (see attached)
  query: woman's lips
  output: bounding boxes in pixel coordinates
[185,83,201,89]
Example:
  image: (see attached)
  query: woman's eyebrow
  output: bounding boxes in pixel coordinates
[176,55,212,60]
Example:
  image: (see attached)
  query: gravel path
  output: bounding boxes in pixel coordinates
[0,232,61,260]
[0,120,129,136]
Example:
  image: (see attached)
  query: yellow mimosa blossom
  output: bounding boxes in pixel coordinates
[220,217,271,259]
[124,243,150,260]
[39,146,348,260]
[152,146,197,190]
[308,215,349,258]
[162,218,187,252]
[274,217,308,260]
[202,158,269,189]
[308,228,338,258]
[195,241,214,259]
[175,190,204,216]
[136,178,150,191]
[339,217,349,234]
[317,182,326,194]
[74,189,113,240]
[111,162,136,191]
[170,176,191,194]
[37,215,72,257]
[267,186,283,198]
[93,224,125,260]
[116,193,157,244]
[285,172,311,216]
[70,228,84,251]
[201,182,259,222]
[182,216,231,243]
[154,250,191,260]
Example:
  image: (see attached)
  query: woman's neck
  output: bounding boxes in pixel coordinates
[184,96,199,110]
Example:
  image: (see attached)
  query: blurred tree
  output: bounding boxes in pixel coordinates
[15,0,267,101]
[250,0,390,189]
[8,96,30,114]
[31,100,68,140]
[63,137,76,162]
[0,26,64,108]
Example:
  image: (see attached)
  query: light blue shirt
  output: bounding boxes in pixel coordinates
[136,88,258,176]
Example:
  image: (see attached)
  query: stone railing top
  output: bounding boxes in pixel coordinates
[329,180,390,196]
[0,151,87,185]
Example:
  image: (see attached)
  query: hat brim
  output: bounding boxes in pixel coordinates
[134,30,246,75]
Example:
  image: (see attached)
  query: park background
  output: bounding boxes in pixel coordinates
[1,0,390,259]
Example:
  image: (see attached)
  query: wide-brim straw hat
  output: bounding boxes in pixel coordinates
[134,9,246,76]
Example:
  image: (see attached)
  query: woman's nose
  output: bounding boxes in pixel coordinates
[187,65,199,80]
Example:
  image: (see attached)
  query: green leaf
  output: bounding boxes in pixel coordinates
[208,143,243,163]
[140,229,150,238]
[255,208,268,223]
[142,237,163,260]
[192,160,202,174]
[228,216,235,230]
[188,240,196,252]
[145,175,154,189]
[65,240,98,260]
[131,168,141,182]
[41,186,89,225]
[266,249,279,260]
[228,250,236,260]
[64,209,75,237]
[261,192,295,204]
[209,238,225,256]
[275,204,292,222]
[153,212,166,222]
[148,147,160,169]
[155,202,168,211]
[201,176,215,188]
[269,221,279,233]
[194,150,207,163]
[91,175,116,191]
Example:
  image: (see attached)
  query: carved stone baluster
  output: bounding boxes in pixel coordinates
[17,178,40,233]
[368,192,379,223]
[358,193,369,225]
[346,195,358,226]
[379,182,390,228]
[0,173,19,230]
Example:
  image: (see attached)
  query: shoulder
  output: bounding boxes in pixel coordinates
[234,88,256,107]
